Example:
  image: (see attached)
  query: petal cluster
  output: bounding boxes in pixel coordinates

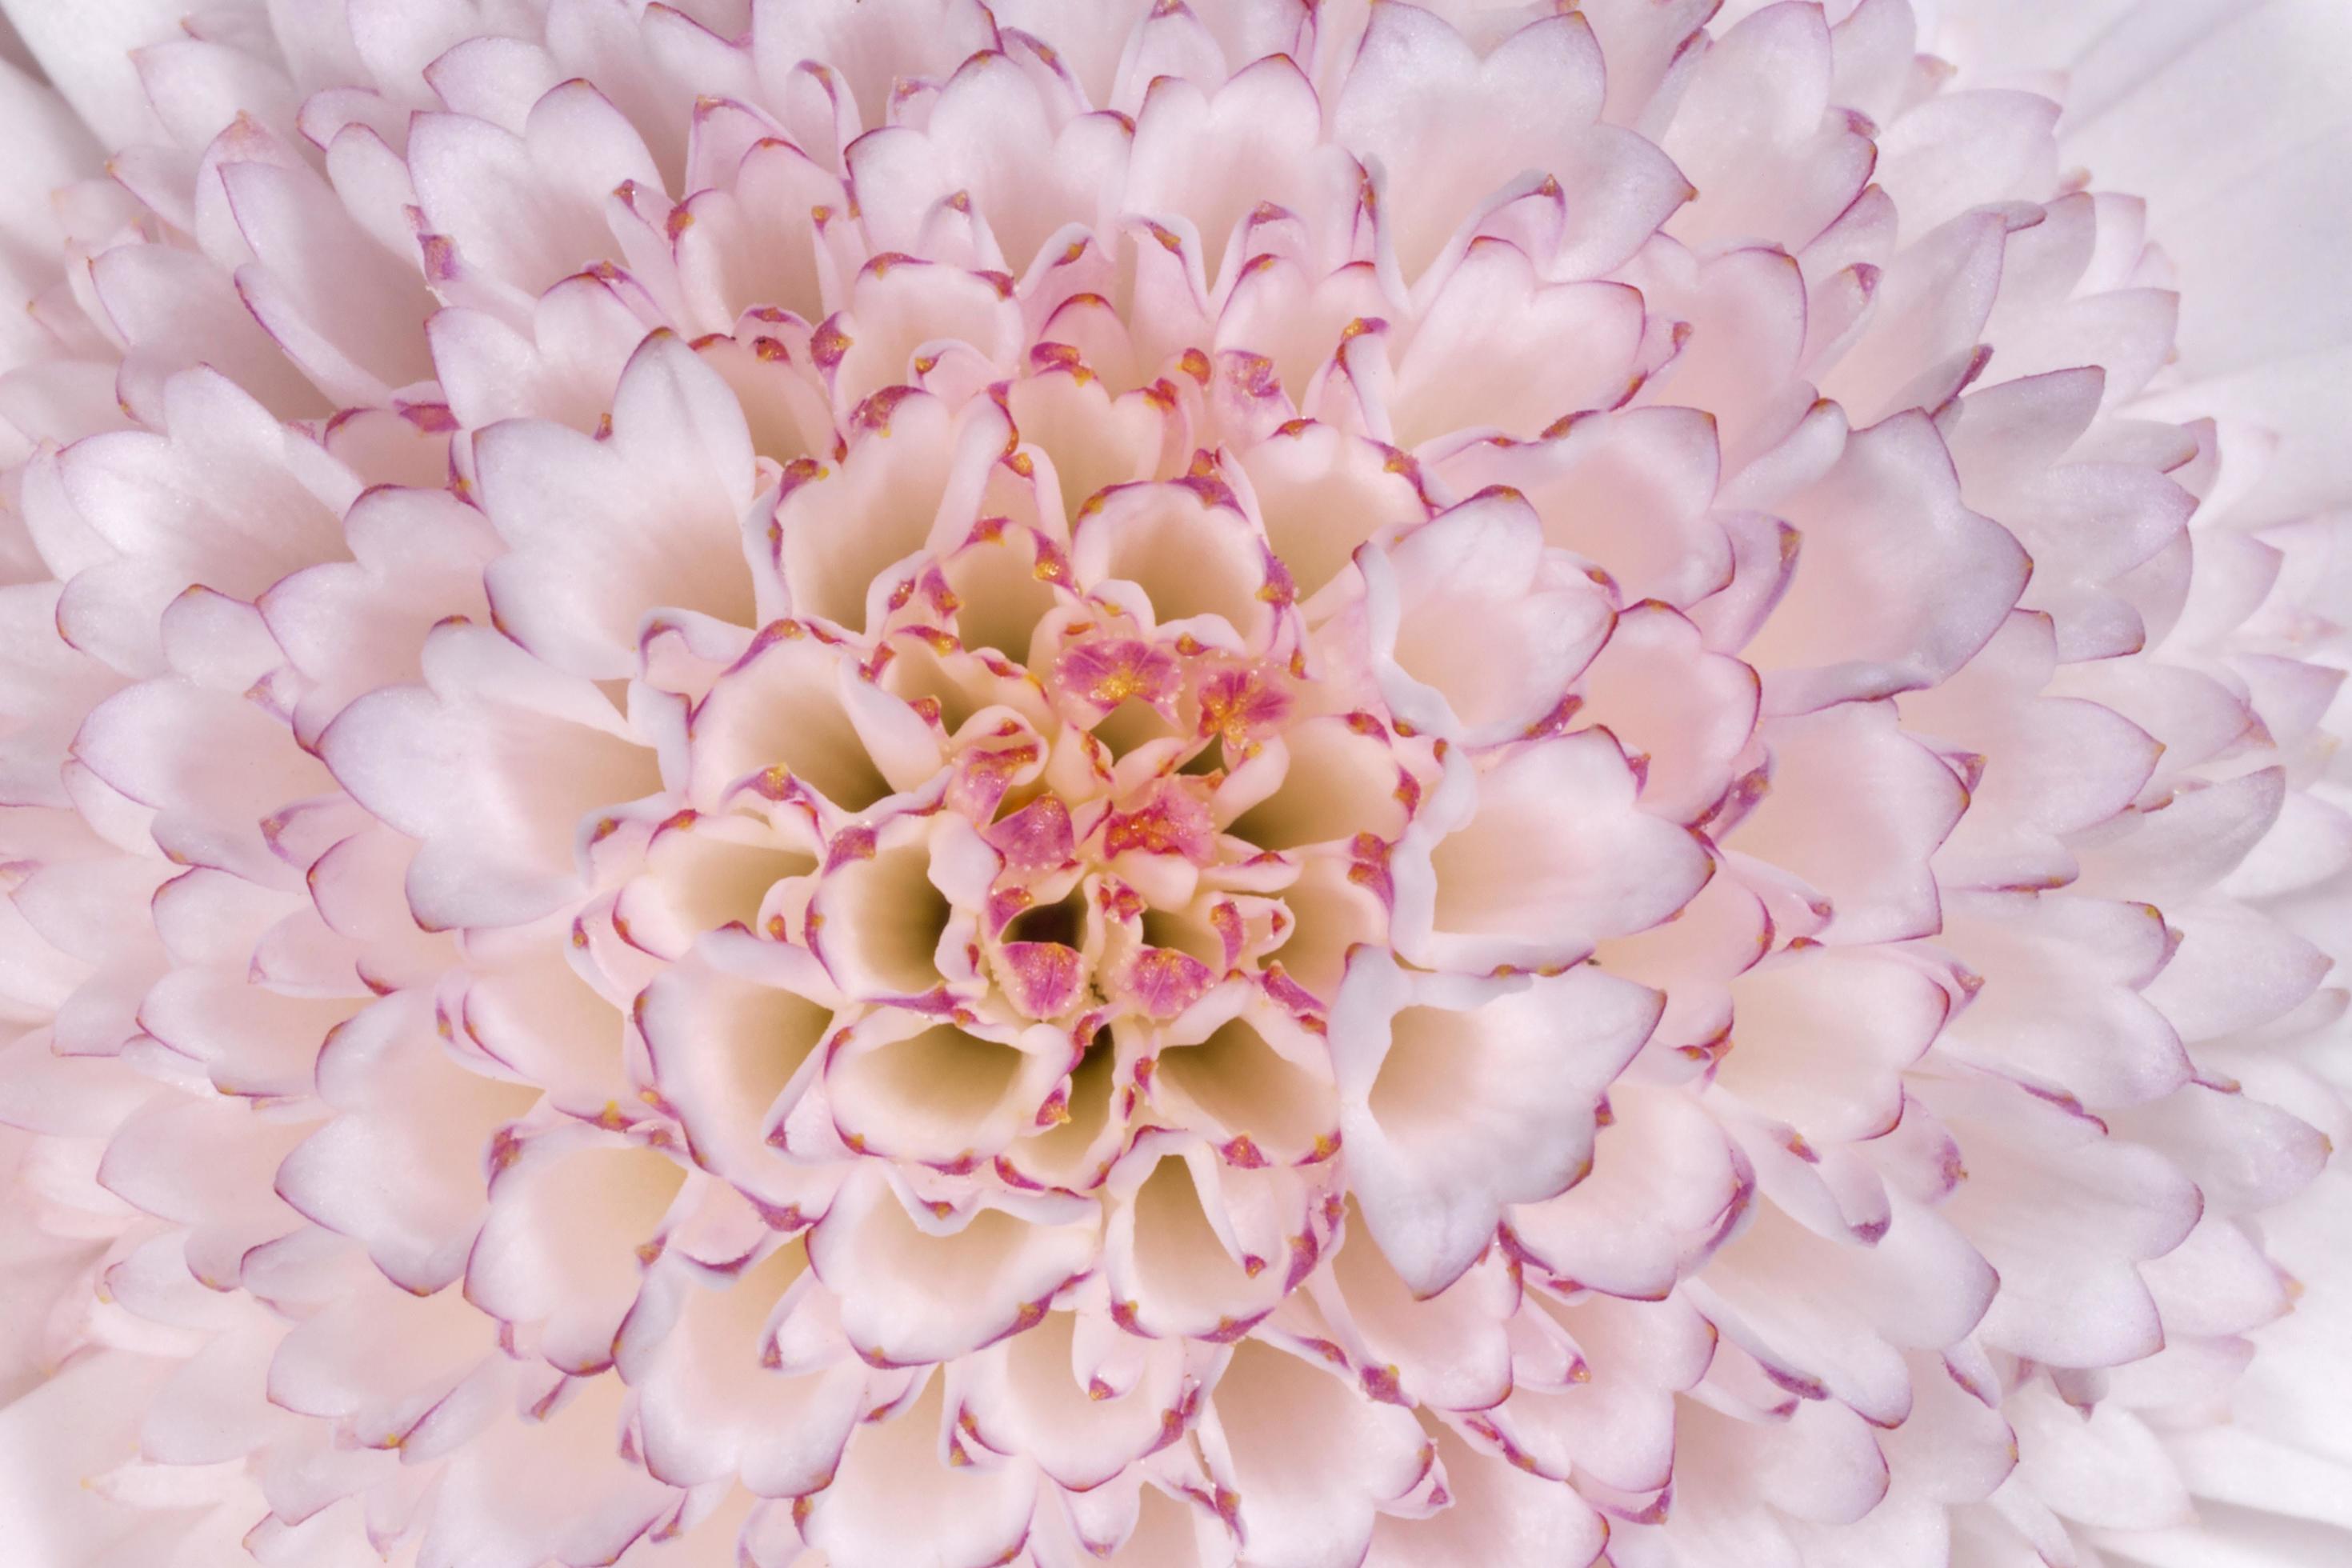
[0,2,2344,1567]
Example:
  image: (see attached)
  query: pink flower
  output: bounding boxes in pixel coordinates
[0,2,2345,1565]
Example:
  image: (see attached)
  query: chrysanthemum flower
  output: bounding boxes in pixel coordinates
[0,1,2346,1564]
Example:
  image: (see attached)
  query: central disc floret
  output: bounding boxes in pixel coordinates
[779,471,1430,1038]
[645,440,1490,1238]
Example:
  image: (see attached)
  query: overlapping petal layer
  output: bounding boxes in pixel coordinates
[0,2,2345,1566]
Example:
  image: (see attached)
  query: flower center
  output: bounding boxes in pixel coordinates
[758,482,1418,1051]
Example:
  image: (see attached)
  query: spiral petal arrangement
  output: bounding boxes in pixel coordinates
[0,2,2346,1566]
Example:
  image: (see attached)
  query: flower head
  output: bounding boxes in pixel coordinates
[0,2,2346,1566]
